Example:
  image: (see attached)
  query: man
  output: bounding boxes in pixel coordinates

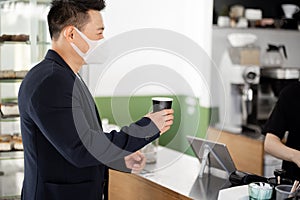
[18,0,174,199]
[263,82,300,181]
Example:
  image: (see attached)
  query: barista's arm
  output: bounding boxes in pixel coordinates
[265,133,300,167]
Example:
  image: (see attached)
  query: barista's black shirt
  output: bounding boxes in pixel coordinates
[262,81,300,180]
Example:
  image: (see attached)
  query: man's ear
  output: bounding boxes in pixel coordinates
[63,26,75,42]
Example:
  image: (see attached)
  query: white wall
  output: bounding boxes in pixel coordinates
[85,0,214,107]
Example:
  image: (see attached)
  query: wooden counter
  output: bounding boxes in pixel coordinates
[108,129,265,200]
[109,170,191,200]
[0,135,262,199]
[207,127,264,176]
[108,147,233,200]
[108,147,201,200]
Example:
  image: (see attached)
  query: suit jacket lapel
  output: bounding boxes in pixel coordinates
[75,75,103,130]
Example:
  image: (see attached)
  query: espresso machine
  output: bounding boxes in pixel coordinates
[217,49,261,133]
[217,45,300,134]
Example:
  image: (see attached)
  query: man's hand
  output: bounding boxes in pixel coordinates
[145,109,174,135]
[124,151,146,174]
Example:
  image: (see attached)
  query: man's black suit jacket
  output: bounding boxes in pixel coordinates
[18,50,160,200]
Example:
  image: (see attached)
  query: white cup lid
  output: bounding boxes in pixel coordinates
[152,97,173,101]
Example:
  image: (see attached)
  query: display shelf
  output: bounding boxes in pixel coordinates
[0,149,23,154]
[0,70,28,81]
[0,131,22,151]
[0,114,19,119]
[0,41,29,45]
[0,196,21,200]
[0,119,19,123]
[0,0,48,183]
[213,25,300,33]
[0,41,50,45]
[0,98,17,103]
[0,151,23,160]
[0,0,49,4]
[0,79,23,83]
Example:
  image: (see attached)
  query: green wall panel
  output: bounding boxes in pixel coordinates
[94,95,212,156]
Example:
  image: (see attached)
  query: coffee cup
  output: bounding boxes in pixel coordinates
[152,97,173,112]
[140,97,173,164]
[282,4,300,19]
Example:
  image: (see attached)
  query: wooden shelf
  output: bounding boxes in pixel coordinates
[0,114,19,119]
[213,25,300,33]
[0,0,50,5]
[0,41,50,45]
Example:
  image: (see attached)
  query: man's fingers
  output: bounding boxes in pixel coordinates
[134,154,142,161]
[165,120,173,126]
[164,115,174,121]
[162,109,174,115]
[133,163,141,168]
[126,152,142,162]
[137,151,145,160]
[145,108,174,135]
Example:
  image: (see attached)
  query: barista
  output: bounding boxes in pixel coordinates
[263,81,300,180]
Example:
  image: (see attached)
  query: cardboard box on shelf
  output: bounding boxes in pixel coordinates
[229,46,261,66]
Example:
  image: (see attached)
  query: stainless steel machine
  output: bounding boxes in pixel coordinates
[217,49,300,134]
[217,49,261,133]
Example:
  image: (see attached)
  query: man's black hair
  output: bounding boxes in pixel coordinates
[47,0,106,40]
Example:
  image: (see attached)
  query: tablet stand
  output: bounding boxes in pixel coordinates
[198,144,231,178]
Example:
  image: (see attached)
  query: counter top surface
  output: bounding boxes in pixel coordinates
[139,147,200,197]
[139,146,232,200]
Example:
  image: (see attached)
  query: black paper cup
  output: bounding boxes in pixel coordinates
[152,97,173,112]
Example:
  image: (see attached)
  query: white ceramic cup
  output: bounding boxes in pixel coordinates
[217,16,230,27]
[282,4,300,18]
